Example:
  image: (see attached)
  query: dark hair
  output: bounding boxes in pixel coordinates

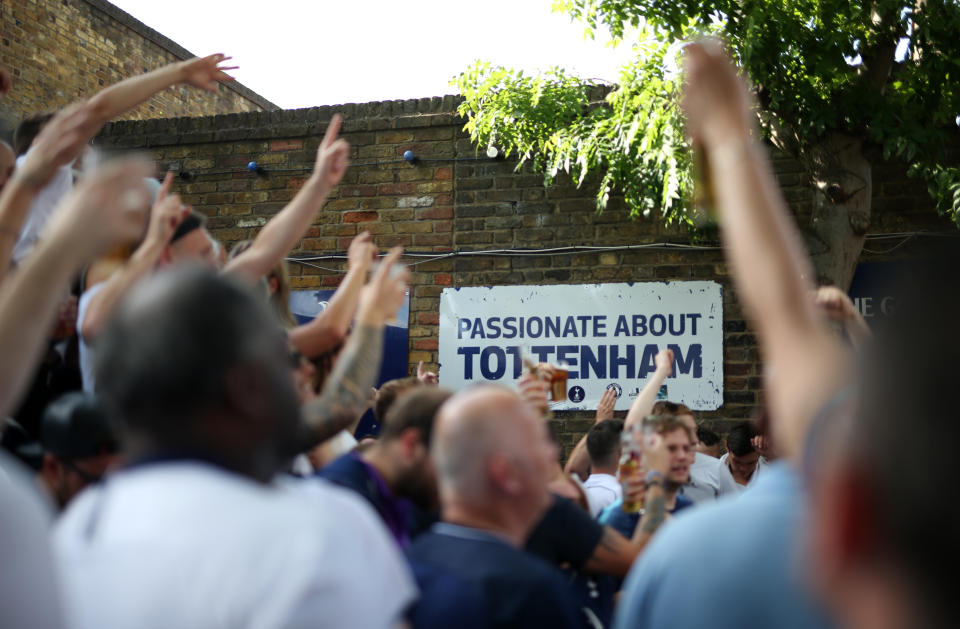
[374,377,419,423]
[13,112,55,156]
[586,419,623,468]
[171,210,206,243]
[725,421,758,457]
[379,388,452,446]
[697,425,721,447]
[94,266,295,456]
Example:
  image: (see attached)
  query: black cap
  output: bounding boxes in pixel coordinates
[41,393,118,460]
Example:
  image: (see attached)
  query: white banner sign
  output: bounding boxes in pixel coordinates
[438,282,724,411]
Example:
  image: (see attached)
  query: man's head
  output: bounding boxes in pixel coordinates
[725,421,759,480]
[0,140,14,193]
[374,377,420,424]
[432,386,557,537]
[374,387,452,510]
[162,211,217,268]
[808,256,960,629]
[653,400,698,447]
[696,425,722,458]
[94,266,300,481]
[642,415,694,487]
[586,419,623,473]
[39,392,120,508]
[12,112,54,156]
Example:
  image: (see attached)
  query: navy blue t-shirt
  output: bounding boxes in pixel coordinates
[407,523,586,629]
[599,494,694,540]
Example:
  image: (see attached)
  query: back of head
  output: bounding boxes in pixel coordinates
[380,387,452,446]
[171,210,206,244]
[432,386,524,503]
[697,425,721,447]
[652,400,692,417]
[725,421,758,457]
[586,419,623,469]
[41,393,117,460]
[375,377,420,423]
[94,265,299,473]
[13,113,54,156]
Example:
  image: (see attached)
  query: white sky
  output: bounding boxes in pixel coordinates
[109,0,636,109]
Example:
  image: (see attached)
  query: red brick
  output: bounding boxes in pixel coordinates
[343,211,379,223]
[433,273,452,286]
[379,183,416,196]
[416,207,453,220]
[434,167,453,180]
[270,139,303,151]
[413,339,439,351]
[417,312,440,325]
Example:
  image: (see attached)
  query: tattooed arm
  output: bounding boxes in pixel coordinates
[294,247,408,452]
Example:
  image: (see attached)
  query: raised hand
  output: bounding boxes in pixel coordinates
[417,361,438,385]
[813,285,858,322]
[357,247,408,326]
[15,104,100,190]
[179,54,237,93]
[641,431,671,477]
[347,230,377,270]
[45,157,155,258]
[312,114,350,191]
[142,172,188,248]
[596,387,617,422]
[654,348,674,377]
[517,372,550,415]
[681,40,756,149]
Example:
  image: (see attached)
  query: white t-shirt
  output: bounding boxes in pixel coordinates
[53,462,417,629]
[76,282,105,393]
[0,451,64,629]
[11,155,73,263]
[718,452,768,492]
[582,472,622,518]
[680,452,740,503]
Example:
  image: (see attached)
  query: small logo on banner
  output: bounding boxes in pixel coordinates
[606,383,622,398]
[568,386,585,403]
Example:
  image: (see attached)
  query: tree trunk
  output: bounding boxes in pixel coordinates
[803,133,872,290]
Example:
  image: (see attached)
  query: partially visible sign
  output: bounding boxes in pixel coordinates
[438,282,724,411]
[848,262,902,321]
[291,289,410,438]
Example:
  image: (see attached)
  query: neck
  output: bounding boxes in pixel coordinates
[591,464,617,476]
[441,496,534,547]
[361,443,401,490]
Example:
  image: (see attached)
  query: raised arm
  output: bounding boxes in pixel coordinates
[0,159,153,415]
[85,54,236,124]
[80,173,187,341]
[295,247,408,451]
[682,43,848,460]
[624,348,673,431]
[288,231,376,357]
[225,115,350,283]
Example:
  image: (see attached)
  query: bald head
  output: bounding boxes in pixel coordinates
[433,386,522,501]
[0,141,14,194]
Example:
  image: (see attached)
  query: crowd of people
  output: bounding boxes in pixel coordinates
[0,40,956,629]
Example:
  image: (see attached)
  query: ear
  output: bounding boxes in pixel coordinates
[398,427,423,459]
[158,244,174,267]
[41,453,63,481]
[268,276,280,296]
[488,453,522,495]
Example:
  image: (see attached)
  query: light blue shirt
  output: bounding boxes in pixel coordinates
[612,462,836,629]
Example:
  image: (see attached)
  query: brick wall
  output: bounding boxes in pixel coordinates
[0,0,275,138]
[97,98,956,451]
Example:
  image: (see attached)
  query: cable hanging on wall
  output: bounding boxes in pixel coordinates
[285,231,954,274]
